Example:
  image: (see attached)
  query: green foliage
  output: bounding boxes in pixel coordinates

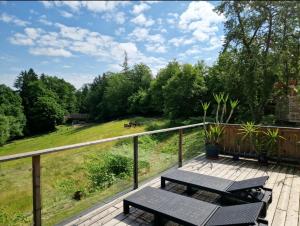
[101,73,134,118]
[30,96,64,133]
[106,154,132,177]
[215,1,300,121]
[40,74,78,114]
[263,128,285,155]
[260,114,276,125]
[0,115,10,145]
[163,62,207,118]
[86,153,131,189]
[150,60,181,114]
[204,125,224,145]
[0,85,26,142]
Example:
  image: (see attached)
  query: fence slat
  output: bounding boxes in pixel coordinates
[32,155,41,226]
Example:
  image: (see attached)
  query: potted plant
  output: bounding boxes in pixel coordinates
[204,124,224,159]
[233,135,242,161]
[239,122,259,158]
[262,128,285,164]
[202,93,239,159]
[239,123,285,164]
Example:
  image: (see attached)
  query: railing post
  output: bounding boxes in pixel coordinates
[178,129,183,167]
[133,136,138,189]
[32,155,41,226]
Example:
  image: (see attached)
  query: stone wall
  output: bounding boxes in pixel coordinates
[276,96,300,123]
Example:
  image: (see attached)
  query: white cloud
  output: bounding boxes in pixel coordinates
[145,43,166,53]
[132,2,150,14]
[115,27,125,36]
[131,14,154,27]
[102,11,126,24]
[41,1,128,13]
[0,13,29,26]
[9,33,34,45]
[9,23,167,73]
[29,47,73,57]
[39,15,53,26]
[169,37,195,47]
[168,12,179,18]
[56,23,89,41]
[60,10,73,18]
[202,35,224,51]
[179,1,224,42]
[129,27,164,43]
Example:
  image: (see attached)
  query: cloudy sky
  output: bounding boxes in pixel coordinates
[0,1,224,89]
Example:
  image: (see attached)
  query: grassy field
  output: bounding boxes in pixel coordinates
[0,117,204,225]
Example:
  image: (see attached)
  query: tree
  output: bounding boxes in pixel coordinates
[130,64,153,91]
[85,74,109,120]
[30,96,64,133]
[0,84,26,142]
[150,60,181,114]
[0,115,9,145]
[14,68,38,121]
[215,1,300,121]
[101,73,134,119]
[128,89,151,115]
[40,74,78,114]
[121,51,129,74]
[163,63,207,118]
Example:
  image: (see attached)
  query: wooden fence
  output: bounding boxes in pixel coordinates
[219,124,300,164]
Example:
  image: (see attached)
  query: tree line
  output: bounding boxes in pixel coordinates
[0,1,299,145]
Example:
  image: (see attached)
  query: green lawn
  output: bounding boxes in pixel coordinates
[0,117,204,225]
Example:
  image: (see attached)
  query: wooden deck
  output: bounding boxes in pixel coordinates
[62,155,300,226]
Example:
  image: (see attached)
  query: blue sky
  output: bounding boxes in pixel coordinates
[0,1,224,89]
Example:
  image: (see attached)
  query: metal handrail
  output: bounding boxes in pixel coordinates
[0,122,208,163]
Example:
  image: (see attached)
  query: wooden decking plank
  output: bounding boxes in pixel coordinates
[272,209,287,226]
[277,168,294,211]
[267,166,288,224]
[285,169,300,226]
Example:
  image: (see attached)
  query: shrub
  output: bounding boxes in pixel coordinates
[86,153,150,190]
[87,163,115,189]
[0,115,10,145]
[106,154,132,177]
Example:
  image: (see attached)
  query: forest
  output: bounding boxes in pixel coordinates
[0,1,299,145]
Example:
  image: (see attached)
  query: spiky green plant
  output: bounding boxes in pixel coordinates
[226,100,239,123]
[263,128,285,155]
[220,94,229,123]
[213,93,224,124]
[239,122,259,152]
[201,102,210,132]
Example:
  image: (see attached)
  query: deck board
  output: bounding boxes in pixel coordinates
[62,156,299,226]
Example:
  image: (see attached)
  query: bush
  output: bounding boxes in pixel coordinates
[86,153,150,190]
[87,163,115,189]
[260,114,276,125]
[0,115,10,145]
[106,154,132,178]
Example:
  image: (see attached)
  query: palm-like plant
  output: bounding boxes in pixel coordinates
[239,122,259,153]
[201,102,210,132]
[226,100,239,123]
[205,125,224,145]
[263,129,285,156]
[213,93,224,124]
